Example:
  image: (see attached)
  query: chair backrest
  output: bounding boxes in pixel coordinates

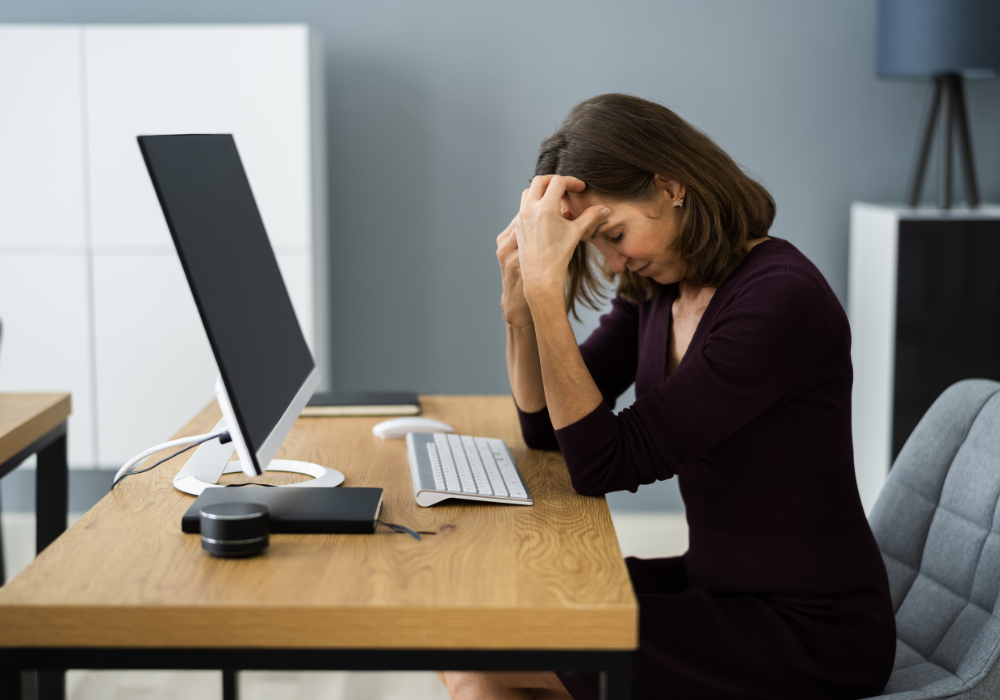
[868,379,1000,699]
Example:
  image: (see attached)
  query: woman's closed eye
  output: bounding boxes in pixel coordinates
[609,232,624,244]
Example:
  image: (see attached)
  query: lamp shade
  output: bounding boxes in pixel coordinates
[877,0,1000,78]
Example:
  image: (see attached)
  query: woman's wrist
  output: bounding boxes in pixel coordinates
[524,284,565,318]
[501,302,533,330]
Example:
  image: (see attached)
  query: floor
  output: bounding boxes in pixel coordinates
[1,510,688,700]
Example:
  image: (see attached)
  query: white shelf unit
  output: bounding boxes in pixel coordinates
[848,202,1000,513]
[0,24,328,470]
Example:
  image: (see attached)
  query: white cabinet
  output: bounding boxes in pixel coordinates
[848,202,1000,513]
[0,255,96,467]
[84,25,317,252]
[91,253,216,465]
[0,26,87,249]
[0,24,327,469]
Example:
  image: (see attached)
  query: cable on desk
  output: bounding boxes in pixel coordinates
[111,432,229,491]
[377,520,437,541]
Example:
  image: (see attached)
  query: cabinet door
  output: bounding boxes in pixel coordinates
[0,26,87,249]
[0,254,96,468]
[91,253,216,467]
[83,25,314,252]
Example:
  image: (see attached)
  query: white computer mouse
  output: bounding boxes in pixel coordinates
[372,416,454,439]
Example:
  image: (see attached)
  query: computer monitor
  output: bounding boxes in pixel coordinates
[138,134,340,494]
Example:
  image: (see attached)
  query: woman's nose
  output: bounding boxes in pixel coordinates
[609,252,628,274]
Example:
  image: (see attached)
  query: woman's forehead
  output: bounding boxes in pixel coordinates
[564,190,604,211]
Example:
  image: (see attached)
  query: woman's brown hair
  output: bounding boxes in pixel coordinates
[535,93,776,318]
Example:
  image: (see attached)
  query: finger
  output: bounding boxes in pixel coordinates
[520,188,530,209]
[573,204,611,240]
[527,174,555,202]
[498,226,519,254]
[540,174,569,204]
[562,176,587,193]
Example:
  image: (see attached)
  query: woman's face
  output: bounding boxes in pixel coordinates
[561,177,687,285]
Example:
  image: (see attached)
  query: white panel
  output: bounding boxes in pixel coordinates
[0,254,96,468]
[84,25,313,251]
[848,203,899,514]
[92,253,217,467]
[0,26,87,248]
[275,251,314,357]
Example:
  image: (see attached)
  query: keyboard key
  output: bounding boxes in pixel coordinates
[475,437,508,497]
[461,435,493,495]
[426,444,445,490]
[488,439,527,499]
[447,434,477,493]
[434,433,461,492]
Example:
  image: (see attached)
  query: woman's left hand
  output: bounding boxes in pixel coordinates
[515,175,609,306]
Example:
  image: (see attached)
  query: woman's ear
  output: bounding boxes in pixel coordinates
[654,174,686,208]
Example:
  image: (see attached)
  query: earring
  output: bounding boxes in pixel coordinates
[675,198,685,208]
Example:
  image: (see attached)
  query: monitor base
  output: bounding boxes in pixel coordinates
[172,418,344,495]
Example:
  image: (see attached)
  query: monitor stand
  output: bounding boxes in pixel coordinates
[173,418,345,496]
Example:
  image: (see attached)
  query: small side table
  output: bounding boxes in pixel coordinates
[0,393,71,584]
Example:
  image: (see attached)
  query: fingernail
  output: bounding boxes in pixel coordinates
[599,207,610,217]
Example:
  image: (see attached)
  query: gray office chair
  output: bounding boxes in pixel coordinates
[865,379,1000,699]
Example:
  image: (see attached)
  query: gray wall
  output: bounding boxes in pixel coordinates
[4,0,999,396]
[4,1,1000,511]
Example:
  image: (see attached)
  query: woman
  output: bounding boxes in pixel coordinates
[440,94,895,700]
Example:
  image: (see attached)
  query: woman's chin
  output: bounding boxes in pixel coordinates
[652,271,683,285]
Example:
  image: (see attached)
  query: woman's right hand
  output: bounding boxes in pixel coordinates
[497,214,533,329]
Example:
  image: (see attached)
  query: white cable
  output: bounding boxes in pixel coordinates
[113,431,228,484]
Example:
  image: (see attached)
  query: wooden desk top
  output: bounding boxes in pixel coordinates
[0,396,637,650]
[0,393,71,467]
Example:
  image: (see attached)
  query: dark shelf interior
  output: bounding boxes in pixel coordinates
[892,219,1000,461]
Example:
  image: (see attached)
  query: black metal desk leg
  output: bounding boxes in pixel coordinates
[35,426,68,700]
[35,428,67,554]
[223,669,239,700]
[599,653,632,700]
[0,658,22,700]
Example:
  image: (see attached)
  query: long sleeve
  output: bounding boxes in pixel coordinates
[516,295,641,450]
[555,269,831,496]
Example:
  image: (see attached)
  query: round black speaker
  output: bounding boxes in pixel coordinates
[200,502,269,558]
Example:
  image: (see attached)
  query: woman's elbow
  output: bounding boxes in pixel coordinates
[522,432,560,451]
[568,470,610,497]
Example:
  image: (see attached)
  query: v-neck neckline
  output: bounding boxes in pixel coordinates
[665,285,717,380]
[662,238,775,380]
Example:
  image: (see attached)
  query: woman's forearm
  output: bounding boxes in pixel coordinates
[529,291,603,430]
[507,324,546,413]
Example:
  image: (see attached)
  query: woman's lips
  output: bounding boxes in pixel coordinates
[634,263,652,276]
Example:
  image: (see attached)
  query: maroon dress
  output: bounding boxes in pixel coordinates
[517,239,895,700]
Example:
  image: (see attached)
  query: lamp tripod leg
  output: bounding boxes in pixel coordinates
[951,77,979,207]
[907,76,942,207]
[938,76,954,210]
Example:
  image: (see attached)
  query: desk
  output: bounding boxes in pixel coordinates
[0,393,70,584]
[0,396,637,700]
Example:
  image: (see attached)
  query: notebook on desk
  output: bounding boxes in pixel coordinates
[301,391,420,417]
[181,487,383,534]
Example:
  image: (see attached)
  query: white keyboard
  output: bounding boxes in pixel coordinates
[406,432,532,507]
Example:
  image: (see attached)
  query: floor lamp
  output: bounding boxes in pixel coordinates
[877,0,1000,209]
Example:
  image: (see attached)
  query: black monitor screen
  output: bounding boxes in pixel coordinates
[138,135,314,464]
